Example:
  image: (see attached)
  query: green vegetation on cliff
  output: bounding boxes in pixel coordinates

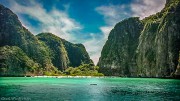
[0,46,38,76]
[37,32,94,71]
[98,17,143,76]
[37,33,70,71]
[0,4,55,72]
[64,64,104,76]
[0,4,96,76]
[98,0,180,78]
[61,39,94,67]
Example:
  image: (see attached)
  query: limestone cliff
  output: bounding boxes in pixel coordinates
[98,0,180,77]
[37,33,94,70]
[0,4,93,76]
[98,17,143,76]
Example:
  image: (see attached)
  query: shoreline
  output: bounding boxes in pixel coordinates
[32,76,105,78]
[0,75,179,79]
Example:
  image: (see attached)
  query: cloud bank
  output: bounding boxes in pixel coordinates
[131,0,166,19]
[9,0,81,41]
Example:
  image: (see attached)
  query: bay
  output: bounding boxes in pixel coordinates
[0,77,180,101]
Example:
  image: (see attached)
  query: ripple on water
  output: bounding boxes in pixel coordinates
[0,77,180,101]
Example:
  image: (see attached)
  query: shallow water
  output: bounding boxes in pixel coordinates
[0,77,180,101]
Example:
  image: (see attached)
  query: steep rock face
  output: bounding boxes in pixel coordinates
[37,33,70,71]
[98,0,180,77]
[0,4,54,70]
[175,52,180,77]
[37,33,94,69]
[136,0,180,77]
[98,17,143,76]
[61,39,94,67]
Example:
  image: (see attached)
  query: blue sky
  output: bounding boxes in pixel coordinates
[0,0,166,64]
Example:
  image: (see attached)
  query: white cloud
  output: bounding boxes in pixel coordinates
[100,26,113,39]
[96,0,166,28]
[9,0,81,41]
[96,4,130,26]
[83,27,112,65]
[83,34,103,65]
[131,0,166,19]
[95,4,131,44]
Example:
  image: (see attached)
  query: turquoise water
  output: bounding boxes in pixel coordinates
[0,77,180,101]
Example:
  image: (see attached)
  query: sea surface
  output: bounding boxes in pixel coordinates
[0,77,180,101]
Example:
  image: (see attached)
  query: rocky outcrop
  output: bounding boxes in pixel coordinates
[98,17,143,76]
[0,4,55,71]
[98,0,180,77]
[61,39,94,67]
[136,0,180,77]
[175,52,180,77]
[37,33,94,70]
[0,4,93,76]
[37,33,70,71]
